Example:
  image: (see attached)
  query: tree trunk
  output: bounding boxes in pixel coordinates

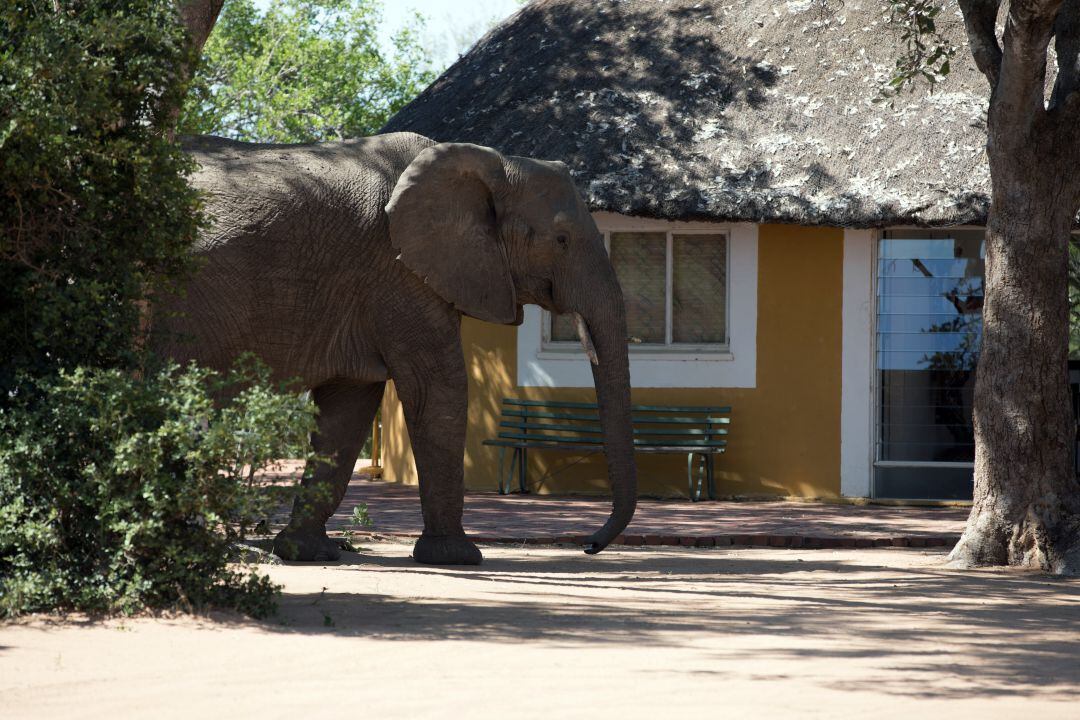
[177,0,223,59]
[949,152,1080,574]
[166,1,223,133]
[942,0,1080,575]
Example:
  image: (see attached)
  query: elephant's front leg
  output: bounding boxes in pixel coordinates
[393,349,481,565]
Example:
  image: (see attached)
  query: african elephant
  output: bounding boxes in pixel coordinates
[162,132,637,565]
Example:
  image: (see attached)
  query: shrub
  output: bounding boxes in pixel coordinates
[0,359,317,618]
[0,0,201,387]
[0,2,320,617]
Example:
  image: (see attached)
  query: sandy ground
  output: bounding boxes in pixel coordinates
[2,542,1078,719]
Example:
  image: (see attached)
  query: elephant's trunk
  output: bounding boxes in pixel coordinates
[575,284,637,554]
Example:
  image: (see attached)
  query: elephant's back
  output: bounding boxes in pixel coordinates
[160,134,435,383]
[181,133,433,186]
[181,133,435,249]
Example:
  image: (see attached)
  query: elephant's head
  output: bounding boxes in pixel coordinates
[385,142,636,553]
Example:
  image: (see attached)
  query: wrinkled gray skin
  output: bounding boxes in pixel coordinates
[162,132,637,565]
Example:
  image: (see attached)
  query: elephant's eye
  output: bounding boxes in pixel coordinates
[556,234,569,247]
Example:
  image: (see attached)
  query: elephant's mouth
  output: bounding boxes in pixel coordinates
[517,276,556,309]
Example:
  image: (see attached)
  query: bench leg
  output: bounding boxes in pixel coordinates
[497,448,523,495]
[707,453,717,501]
[688,453,708,502]
[497,447,508,495]
[518,448,528,494]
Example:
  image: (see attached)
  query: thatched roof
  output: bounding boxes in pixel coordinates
[382,0,990,228]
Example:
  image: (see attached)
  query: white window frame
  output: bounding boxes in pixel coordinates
[517,212,758,389]
[541,228,732,353]
[840,228,875,498]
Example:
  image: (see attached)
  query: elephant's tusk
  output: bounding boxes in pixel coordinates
[572,312,599,366]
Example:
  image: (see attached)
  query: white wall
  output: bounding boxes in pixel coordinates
[840,229,874,497]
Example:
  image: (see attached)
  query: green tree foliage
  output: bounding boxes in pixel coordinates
[880,0,956,98]
[0,0,201,386]
[0,361,316,617]
[0,1,316,615]
[178,0,436,142]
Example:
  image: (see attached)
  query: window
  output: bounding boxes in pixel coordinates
[849,227,1080,499]
[545,230,729,350]
[519,213,756,389]
[874,229,984,500]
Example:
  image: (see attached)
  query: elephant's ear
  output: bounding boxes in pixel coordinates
[386,143,517,324]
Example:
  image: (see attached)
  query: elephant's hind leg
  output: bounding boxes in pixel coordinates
[273,380,385,561]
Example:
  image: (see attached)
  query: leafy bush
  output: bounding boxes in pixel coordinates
[0,2,318,617]
[0,0,201,386]
[0,360,317,618]
[351,503,373,528]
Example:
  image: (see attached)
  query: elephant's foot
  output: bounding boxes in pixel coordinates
[273,527,343,562]
[413,533,483,565]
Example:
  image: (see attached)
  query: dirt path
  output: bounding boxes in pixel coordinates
[2,543,1078,719]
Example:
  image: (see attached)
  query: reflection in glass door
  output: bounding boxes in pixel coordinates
[875,230,985,499]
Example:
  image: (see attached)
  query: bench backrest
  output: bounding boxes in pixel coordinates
[496,398,731,451]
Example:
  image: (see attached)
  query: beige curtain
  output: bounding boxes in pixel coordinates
[672,234,727,344]
[550,231,727,346]
[610,232,666,344]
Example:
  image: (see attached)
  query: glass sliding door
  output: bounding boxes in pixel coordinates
[875,229,985,499]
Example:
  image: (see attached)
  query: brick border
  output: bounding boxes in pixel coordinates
[345,530,960,550]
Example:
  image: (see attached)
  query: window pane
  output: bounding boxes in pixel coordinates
[551,312,576,342]
[875,229,984,500]
[610,232,666,344]
[672,234,727,344]
[873,465,974,500]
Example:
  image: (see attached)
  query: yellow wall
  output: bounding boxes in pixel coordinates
[382,224,844,498]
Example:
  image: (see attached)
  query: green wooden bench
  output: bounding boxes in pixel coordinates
[482,398,732,501]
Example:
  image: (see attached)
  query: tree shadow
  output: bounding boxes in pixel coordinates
[381,0,990,226]
[244,547,1080,701]
[381,1,787,219]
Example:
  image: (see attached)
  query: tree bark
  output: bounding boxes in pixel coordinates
[177,0,224,60]
[948,1,1080,572]
[165,0,223,133]
[950,161,1080,574]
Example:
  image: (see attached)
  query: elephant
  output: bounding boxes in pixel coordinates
[161,132,637,565]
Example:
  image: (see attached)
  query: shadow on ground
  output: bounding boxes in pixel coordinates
[239,547,1080,701]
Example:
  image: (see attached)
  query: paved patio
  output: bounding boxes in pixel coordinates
[265,462,970,549]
